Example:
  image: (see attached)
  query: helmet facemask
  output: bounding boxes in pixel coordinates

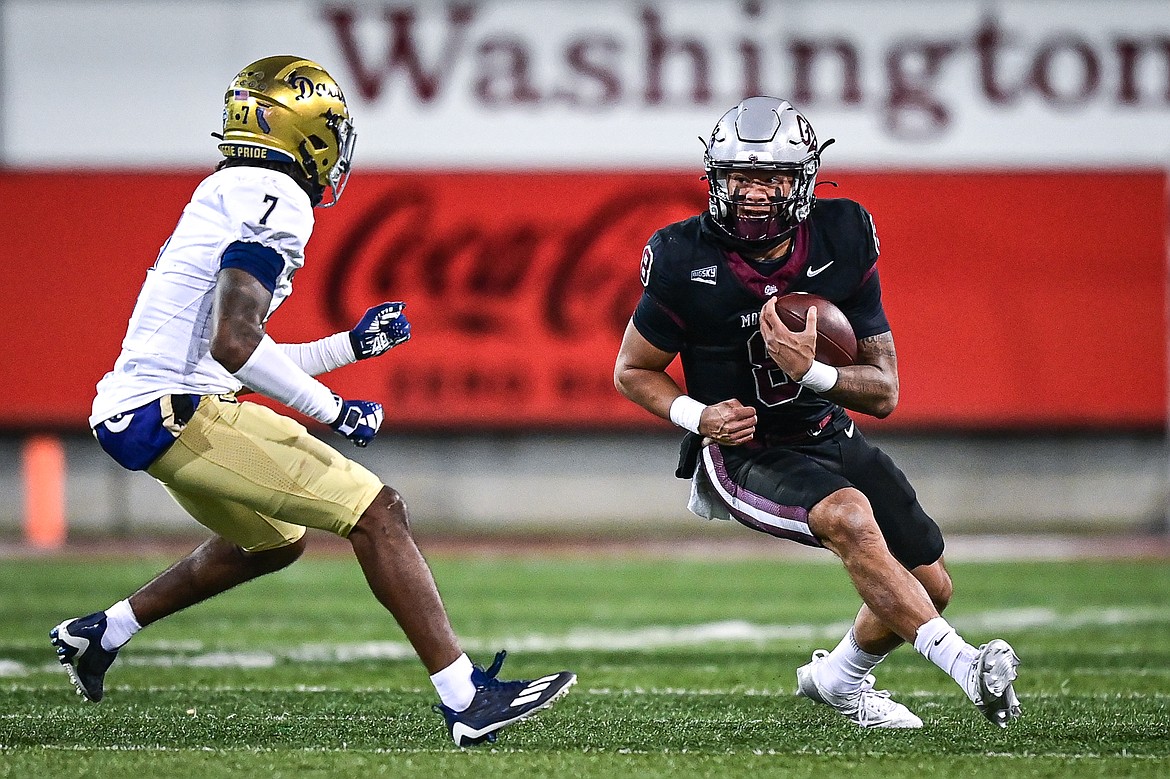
[317,108,357,208]
[708,161,818,243]
[703,97,827,250]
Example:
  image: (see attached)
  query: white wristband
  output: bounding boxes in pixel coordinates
[797,360,839,393]
[232,335,343,424]
[668,394,706,434]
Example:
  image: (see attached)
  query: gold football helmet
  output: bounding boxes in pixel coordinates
[219,56,356,207]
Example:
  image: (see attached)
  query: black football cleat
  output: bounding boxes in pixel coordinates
[433,650,576,746]
[49,612,120,702]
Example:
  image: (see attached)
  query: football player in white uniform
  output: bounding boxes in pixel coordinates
[50,56,575,747]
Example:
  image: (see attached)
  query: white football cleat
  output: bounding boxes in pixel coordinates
[796,649,923,729]
[969,639,1021,728]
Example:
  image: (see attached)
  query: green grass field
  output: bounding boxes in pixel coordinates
[1,545,1168,777]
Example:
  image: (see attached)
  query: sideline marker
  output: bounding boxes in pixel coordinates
[22,434,66,549]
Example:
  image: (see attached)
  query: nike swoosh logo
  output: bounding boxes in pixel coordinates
[844,421,855,438]
[807,261,834,277]
[104,414,134,433]
[932,634,947,647]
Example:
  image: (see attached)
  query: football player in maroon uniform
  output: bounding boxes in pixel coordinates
[615,97,1020,729]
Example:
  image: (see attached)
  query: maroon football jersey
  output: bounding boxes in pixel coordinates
[633,198,888,438]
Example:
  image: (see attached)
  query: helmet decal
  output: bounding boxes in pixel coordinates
[796,113,817,148]
[290,73,346,104]
[235,70,266,91]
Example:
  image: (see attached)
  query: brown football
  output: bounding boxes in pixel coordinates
[772,292,858,367]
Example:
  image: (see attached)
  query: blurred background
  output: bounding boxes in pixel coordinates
[0,0,1166,547]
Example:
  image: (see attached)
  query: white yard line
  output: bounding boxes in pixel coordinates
[1,743,1167,761]
[3,605,1168,678]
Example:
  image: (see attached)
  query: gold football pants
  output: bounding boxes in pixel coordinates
[147,395,385,552]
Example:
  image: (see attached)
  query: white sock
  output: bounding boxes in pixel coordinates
[818,628,885,697]
[430,653,476,711]
[101,599,141,651]
[913,616,979,700]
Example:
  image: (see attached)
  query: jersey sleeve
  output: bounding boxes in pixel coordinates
[631,233,687,353]
[838,267,890,339]
[216,172,313,286]
[832,201,888,338]
[858,203,880,264]
[220,241,284,292]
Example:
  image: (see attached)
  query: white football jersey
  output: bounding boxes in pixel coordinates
[90,167,314,427]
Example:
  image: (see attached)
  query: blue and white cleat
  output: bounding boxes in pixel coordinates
[433,650,576,746]
[49,612,120,702]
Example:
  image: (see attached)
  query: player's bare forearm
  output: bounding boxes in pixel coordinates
[822,332,900,418]
[615,365,684,421]
[614,320,686,421]
[615,321,756,443]
[617,363,756,444]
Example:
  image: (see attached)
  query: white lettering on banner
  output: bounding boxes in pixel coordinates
[4,0,1170,167]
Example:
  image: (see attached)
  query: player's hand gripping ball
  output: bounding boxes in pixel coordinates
[772,292,857,366]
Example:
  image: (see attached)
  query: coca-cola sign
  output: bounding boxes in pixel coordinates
[0,169,1163,430]
[307,171,705,428]
[321,177,704,339]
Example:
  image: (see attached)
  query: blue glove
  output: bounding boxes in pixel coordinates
[350,302,410,360]
[330,398,383,447]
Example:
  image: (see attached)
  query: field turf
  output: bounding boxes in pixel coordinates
[1,544,1167,777]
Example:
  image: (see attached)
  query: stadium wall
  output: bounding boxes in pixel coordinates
[1,0,1166,535]
[0,431,1164,538]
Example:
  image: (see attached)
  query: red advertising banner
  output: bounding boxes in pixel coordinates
[0,169,1164,431]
